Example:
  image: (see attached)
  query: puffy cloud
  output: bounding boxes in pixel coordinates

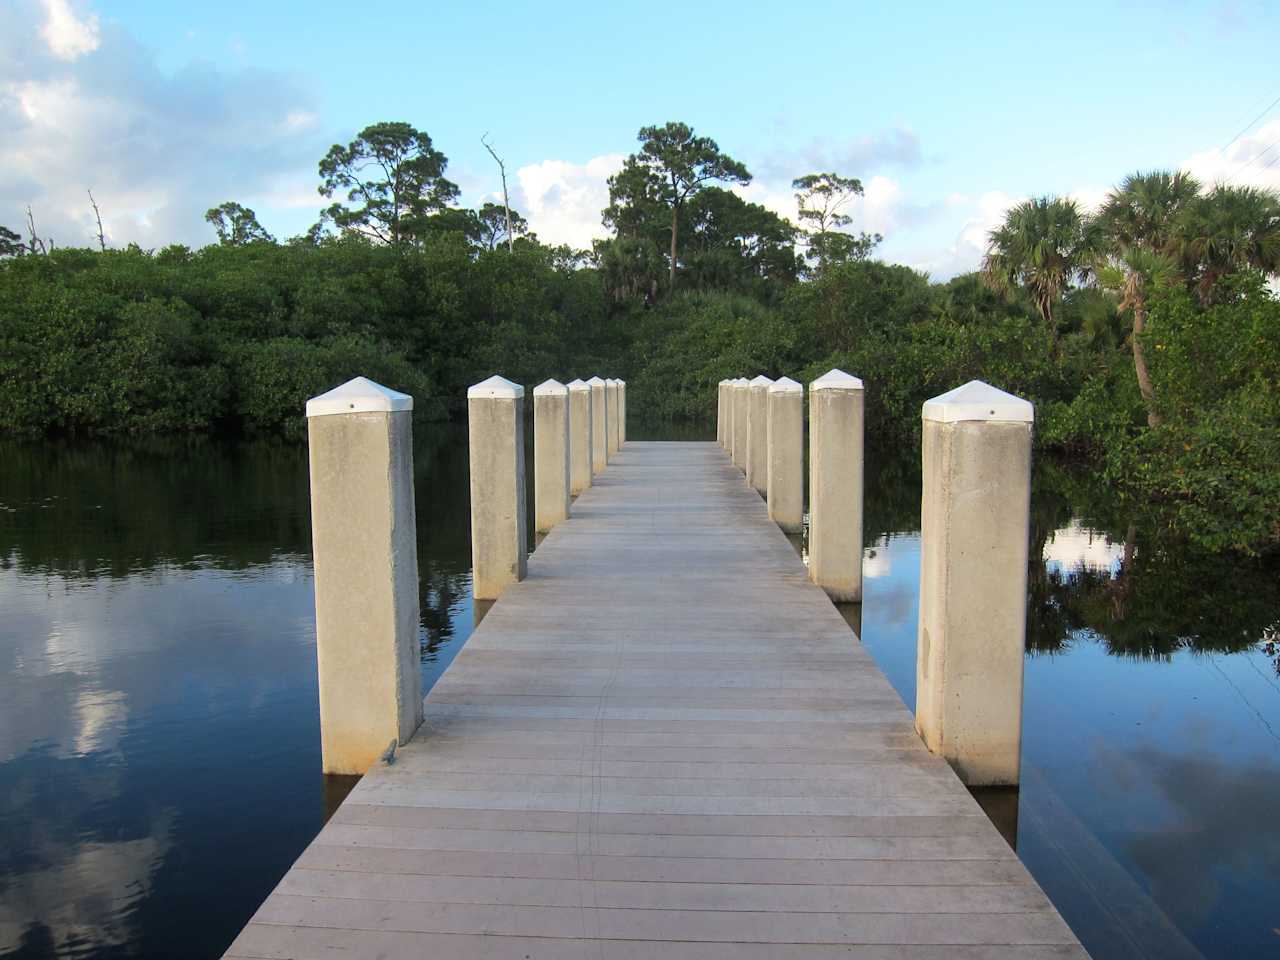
[1182,119,1280,191]
[1068,185,1110,214]
[513,153,624,249]
[506,125,932,255]
[0,0,324,249]
[901,190,1021,279]
[39,0,98,61]
[756,125,923,181]
[735,172,945,241]
[1042,520,1125,575]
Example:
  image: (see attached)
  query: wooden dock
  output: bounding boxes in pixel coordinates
[225,441,1086,959]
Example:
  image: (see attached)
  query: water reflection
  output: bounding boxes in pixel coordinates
[1,431,1277,959]
[1041,520,1125,576]
[0,427,480,958]
[856,453,1280,960]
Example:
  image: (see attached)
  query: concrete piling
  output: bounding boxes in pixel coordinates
[726,381,737,459]
[746,375,773,496]
[567,379,592,497]
[915,380,1033,787]
[732,378,749,473]
[717,380,727,447]
[533,379,571,533]
[305,377,422,775]
[587,376,607,475]
[808,369,864,602]
[606,379,621,457]
[467,375,527,600]
[619,380,627,445]
[767,377,803,533]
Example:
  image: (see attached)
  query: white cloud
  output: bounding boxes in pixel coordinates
[514,153,624,249]
[0,1,324,248]
[756,125,923,182]
[1043,520,1125,575]
[39,0,99,60]
[280,110,318,133]
[1182,119,1280,191]
[1068,185,1109,214]
[905,189,1021,279]
[863,536,893,578]
[734,172,934,242]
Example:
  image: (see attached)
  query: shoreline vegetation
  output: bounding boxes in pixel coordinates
[2,120,1277,555]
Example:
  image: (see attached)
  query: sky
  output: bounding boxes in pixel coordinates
[4,0,1280,278]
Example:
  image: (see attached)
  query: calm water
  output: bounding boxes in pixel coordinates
[1,427,1278,959]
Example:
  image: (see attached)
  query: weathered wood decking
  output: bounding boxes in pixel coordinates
[226,441,1086,959]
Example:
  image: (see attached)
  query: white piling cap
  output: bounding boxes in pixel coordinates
[467,375,524,399]
[769,376,803,394]
[306,376,413,418]
[567,378,590,392]
[923,380,1033,423]
[811,368,864,391]
[586,376,606,386]
[533,378,568,397]
[749,374,774,388]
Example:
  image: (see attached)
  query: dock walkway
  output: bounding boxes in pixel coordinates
[226,441,1085,959]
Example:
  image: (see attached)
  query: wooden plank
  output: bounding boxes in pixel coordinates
[222,442,1086,958]
[228,924,1090,960]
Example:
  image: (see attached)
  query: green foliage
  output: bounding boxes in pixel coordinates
[605,121,753,289]
[205,202,274,246]
[628,292,796,419]
[1041,276,1280,553]
[476,202,529,251]
[982,196,1096,334]
[0,224,24,257]
[318,122,461,245]
[792,172,881,274]
[1107,279,1280,553]
[2,124,1277,558]
[0,243,450,435]
[234,336,432,436]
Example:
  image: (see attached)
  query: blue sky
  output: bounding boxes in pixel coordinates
[5,0,1280,275]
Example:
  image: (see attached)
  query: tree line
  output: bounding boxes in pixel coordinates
[1,120,1277,554]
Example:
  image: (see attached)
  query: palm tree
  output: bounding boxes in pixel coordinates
[1179,185,1280,305]
[982,197,1096,342]
[1096,171,1202,427]
[1095,247,1176,427]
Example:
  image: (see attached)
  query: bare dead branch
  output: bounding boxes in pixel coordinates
[25,206,47,255]
[88,188,106,251]
[482,133,515,253]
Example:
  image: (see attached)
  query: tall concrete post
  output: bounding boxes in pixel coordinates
[915,380,1033,786]
[587,376,607,475]
[732,378,750,473]
[767,377,803,533]
[533,379,570,533]
[746,375,773,496]
[717,380,727,447]
[726,381,736,458]
[606,379,621,456]
[305,376,422,775]
[808,369,864,602]
[567,379,592,497]
[615,380,624,447]
[468,375,527,600]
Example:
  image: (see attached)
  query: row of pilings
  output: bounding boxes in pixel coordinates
[718,372,1034,788]
[299,369,1035,792]
[299,374,626,775]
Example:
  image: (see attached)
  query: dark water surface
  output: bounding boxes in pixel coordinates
[1,427,1277,959]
